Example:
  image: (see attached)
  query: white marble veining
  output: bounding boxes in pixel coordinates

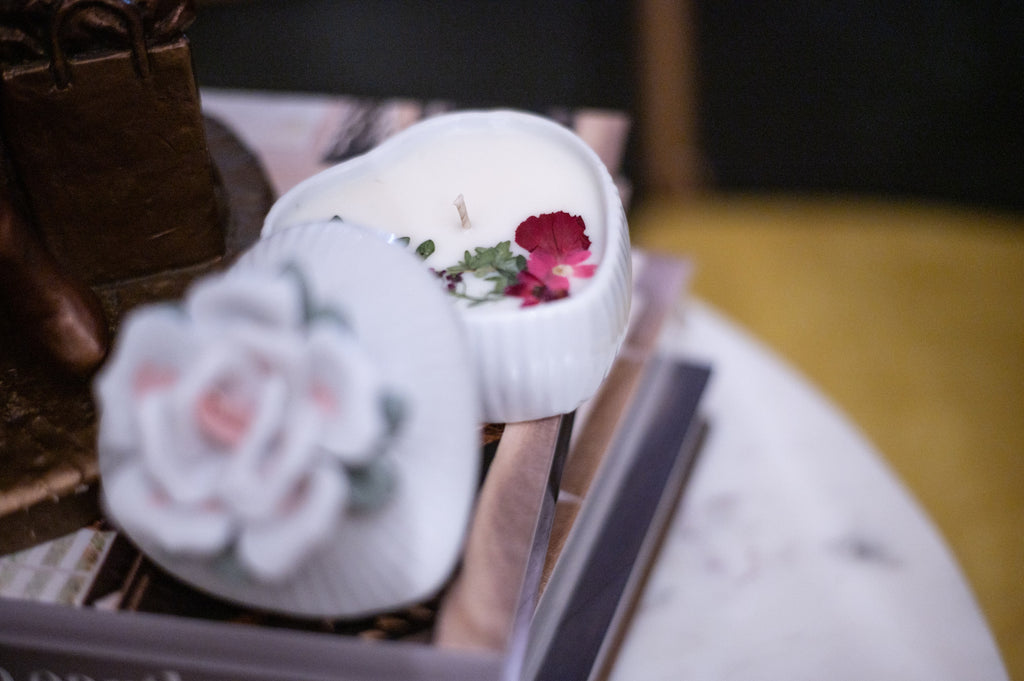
[606,300,1008,681]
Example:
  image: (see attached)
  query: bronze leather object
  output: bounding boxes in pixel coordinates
[0,1,272,552]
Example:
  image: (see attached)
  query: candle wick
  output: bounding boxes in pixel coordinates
[453,194,472,230]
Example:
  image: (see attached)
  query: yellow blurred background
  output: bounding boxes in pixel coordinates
[633,2,1022,674]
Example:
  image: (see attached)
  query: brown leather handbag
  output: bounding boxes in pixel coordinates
[0,0,224,286]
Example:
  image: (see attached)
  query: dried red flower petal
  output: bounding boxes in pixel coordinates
[515,211,590,257]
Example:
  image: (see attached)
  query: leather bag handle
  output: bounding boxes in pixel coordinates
[49,0,150,88]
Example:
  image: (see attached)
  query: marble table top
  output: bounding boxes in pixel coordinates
[607,298,1009,680]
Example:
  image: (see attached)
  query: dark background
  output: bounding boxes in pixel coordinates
[188,0,635,110]
[693,1,1024,211]
[188,0,1023,211]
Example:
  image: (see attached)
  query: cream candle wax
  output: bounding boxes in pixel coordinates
[263,111,631,422]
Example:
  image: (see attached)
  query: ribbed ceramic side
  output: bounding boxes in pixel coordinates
[470,201,631,423]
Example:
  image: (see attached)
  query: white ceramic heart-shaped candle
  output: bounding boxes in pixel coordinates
[263,111,631,423]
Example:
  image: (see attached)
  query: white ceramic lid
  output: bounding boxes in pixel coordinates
[96,221,480,617]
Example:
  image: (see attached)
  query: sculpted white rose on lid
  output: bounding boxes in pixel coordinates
[96,271,393,583]
[264,111,632,422]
